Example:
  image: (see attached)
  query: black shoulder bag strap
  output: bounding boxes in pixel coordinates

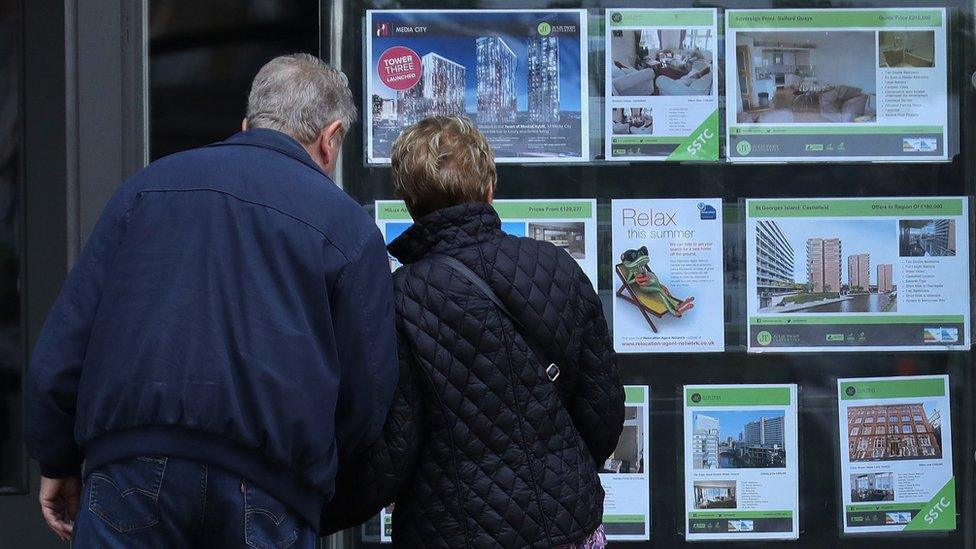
[428,254,563,390]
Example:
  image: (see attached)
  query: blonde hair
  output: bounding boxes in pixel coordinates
[391,116,496,219]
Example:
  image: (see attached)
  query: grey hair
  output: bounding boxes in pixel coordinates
[246,53,357,144]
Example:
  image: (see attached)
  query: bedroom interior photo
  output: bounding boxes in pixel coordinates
[734,31,878,124]
[610,28,715,96]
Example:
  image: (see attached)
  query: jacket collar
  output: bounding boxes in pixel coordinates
[389,203,502,264]
[210,128,327,177]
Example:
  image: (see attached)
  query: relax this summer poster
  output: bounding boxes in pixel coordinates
[612,199,725,353]
[746,197,970,352]
[366,10,588,164]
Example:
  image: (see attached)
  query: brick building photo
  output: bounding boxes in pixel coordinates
[847,404,942,462]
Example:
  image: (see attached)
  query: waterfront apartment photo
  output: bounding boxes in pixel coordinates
[734,31,877,124]
[610,28,715,96]
[755,220,897,313]
[693,411,787,470]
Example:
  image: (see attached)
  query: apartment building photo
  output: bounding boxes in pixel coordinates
[807,237,842,294]
[848,404,942,462]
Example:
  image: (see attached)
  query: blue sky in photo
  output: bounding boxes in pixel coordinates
[370,11,583,112]
[694,410,784,441]
[501,222,526,237]
[923,400,944,427]
[384,222,412,245]
[776,219,898,286]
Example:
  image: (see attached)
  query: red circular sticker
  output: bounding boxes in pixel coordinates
[377,46,422,91]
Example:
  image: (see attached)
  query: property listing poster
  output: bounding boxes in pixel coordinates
[605,9,720,161]
[683,385,800,541]
[366,10,589,164]
[611,199,724,353]
[600,386,651,541]
[375,200,598,288]
[725,8,949,162]
[746,197,970,352]
[838,375,955,533]
[362,506,393,543]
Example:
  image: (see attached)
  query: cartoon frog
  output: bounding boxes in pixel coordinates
[619,246,692,316]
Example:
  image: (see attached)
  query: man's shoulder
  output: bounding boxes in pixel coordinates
[128,145,377,258]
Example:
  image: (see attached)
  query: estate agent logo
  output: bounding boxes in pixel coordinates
[537,22,552,36]
[691,393,702,403]
[736,140,752,156]
[611,12,623,23]
[698,203,717,220]
[756,330,773,346]
[845,386,857,397]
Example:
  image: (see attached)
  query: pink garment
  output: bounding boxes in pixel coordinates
[555,524,607,549]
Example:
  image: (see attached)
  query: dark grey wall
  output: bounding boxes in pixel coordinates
[0,0,146,546]
[3,0,69,543]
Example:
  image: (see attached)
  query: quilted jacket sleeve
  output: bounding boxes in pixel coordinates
[567,269,625,466]
[320,328,423,535]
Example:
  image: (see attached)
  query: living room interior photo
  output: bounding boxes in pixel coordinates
[610,28,715,96]
[612,107,653,135]
[734,31,877,124]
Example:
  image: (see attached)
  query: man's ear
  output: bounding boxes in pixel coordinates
[318,120,344,165]
[321,120,344,152]
[241,118,249,131]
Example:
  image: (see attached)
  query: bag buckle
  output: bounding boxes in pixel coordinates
[545,363,560,382]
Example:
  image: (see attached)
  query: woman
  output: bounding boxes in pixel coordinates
[322,116,624,548]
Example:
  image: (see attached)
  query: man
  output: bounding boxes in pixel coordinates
[24,53,398,547]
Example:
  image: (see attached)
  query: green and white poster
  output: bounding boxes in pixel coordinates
[362,505,394,543]
[746,197,970,352]
[683,385,799,541]
[605,9,719,162]
[375,199,598,288]
[725,8,948,162]
[600,386,651,541]
[838,375,955,533]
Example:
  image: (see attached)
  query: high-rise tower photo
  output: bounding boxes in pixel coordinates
[476,36,517,123]
[527,22,561,123]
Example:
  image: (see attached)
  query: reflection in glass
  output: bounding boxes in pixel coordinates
[149,1,318,159]
[0,0,23,491]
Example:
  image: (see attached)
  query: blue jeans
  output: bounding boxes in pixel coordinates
[73,455,316,548]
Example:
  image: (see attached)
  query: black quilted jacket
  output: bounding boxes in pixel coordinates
[322,203,625,548]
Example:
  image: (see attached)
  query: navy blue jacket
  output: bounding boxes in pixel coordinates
[23,129,398,531]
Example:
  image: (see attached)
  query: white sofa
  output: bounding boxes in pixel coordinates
[611,65,656,96]
[656,72,712,96]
